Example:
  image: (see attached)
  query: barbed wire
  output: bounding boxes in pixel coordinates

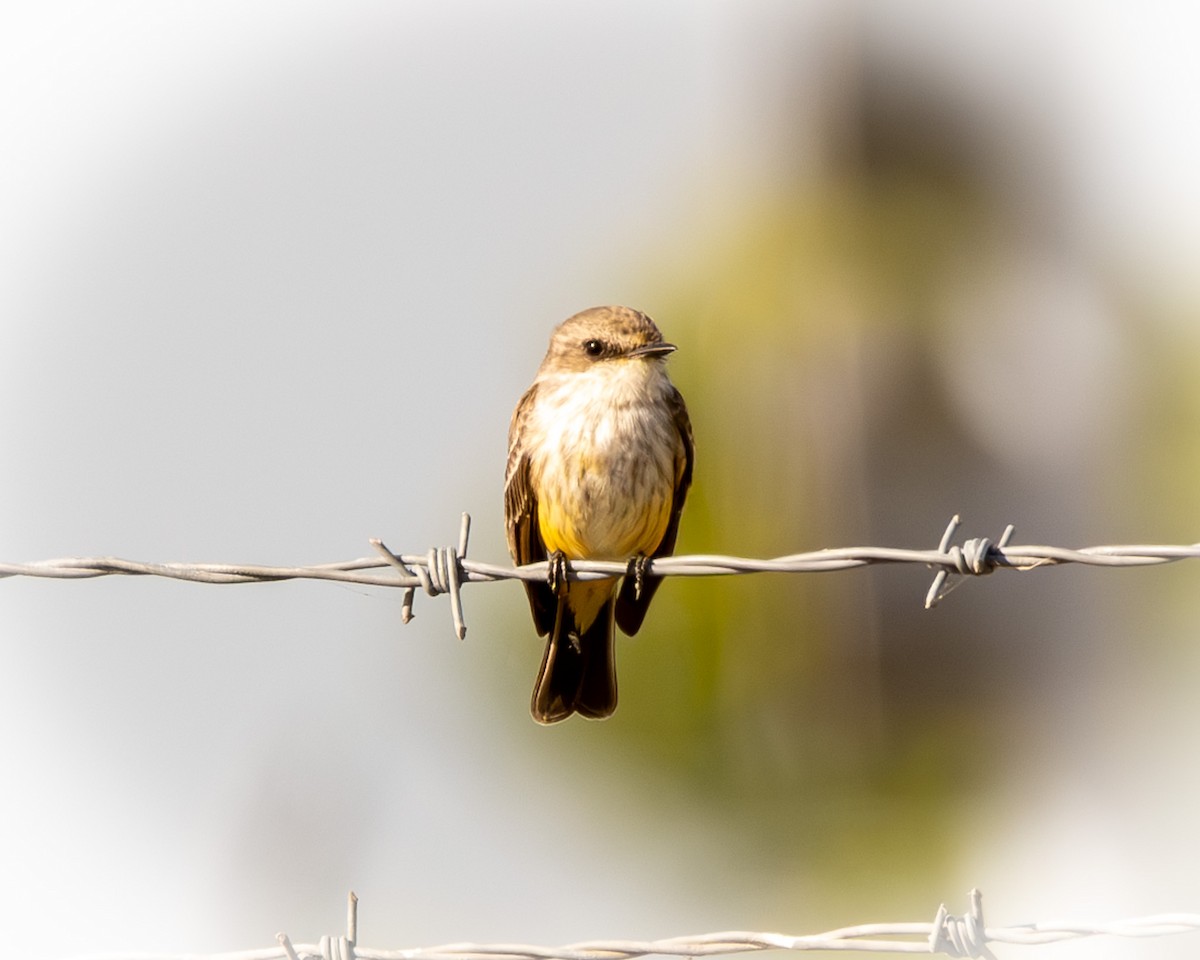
[5,515,1200,639]
[66,890,1200,960]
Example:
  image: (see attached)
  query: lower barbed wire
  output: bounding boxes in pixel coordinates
[73,890,1200,960]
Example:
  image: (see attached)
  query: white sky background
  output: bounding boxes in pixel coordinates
[2,2,1200,958]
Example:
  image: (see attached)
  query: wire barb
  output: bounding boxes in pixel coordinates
[924,517,1015,609]
[277,932,301,960]
[929,889,997,959]
[369,515,470,637]
[369,538,420,624]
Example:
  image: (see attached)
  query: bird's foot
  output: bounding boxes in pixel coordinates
[629,554,650,601]
[547,550,569,597]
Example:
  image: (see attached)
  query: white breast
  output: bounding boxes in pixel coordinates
[529,362,680,560]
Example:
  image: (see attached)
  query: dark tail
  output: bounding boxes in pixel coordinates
[531,595,616,724]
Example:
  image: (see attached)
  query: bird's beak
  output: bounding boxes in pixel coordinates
[626,341,677,359]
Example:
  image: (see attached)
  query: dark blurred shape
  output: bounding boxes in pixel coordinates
[593,14,1129,913]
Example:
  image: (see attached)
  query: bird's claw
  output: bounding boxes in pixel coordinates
[629,554,650,601]
[547,551,569,597]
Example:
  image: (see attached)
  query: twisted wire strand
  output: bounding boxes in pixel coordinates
[6,516,1200,637]
[64,890,1200,960]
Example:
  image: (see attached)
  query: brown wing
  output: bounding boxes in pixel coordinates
[615,384,694,635]
[505,384,556,636]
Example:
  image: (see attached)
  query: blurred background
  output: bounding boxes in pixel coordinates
[3,2,1199,957]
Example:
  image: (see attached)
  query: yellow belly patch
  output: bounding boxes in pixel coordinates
[538,490,672,561]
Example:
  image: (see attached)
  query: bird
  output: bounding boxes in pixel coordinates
[504,305,693,723]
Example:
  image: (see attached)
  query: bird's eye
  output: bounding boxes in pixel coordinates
[583,339,605,357]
